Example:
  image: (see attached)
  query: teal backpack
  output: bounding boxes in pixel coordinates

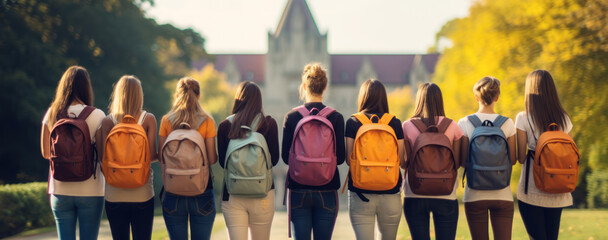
[224,114,272,198]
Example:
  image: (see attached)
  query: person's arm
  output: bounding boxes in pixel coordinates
[95,117,115,162]
[398,139,405,169]
[516,129,528,164]
[216,120,231,168]
[460,136,469,168]
[281,113,294,165]
[41,124,50,159]
[266,117,280,166]
[334,113,346,165]
[346,137,354,166]
[205,137,217,165]
[508,135,516,165]
[402,139,411,169]
[452,137,462,168]
[144,113,158,162]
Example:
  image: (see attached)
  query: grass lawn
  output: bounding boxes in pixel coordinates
[396,206,607,240]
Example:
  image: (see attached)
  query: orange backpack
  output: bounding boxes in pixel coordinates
[346,112,400,191]
[102,112,150,188]
[526,123,580,194]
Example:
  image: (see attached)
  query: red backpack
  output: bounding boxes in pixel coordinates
[288,106,337,186]
[49,106,96,181]
[408,118,457,196]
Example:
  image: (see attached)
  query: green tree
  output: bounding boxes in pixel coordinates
[432,0,608,206]
[0,0,208,183]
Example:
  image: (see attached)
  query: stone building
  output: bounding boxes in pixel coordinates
[193,0,440,208]
[194,0,440,121]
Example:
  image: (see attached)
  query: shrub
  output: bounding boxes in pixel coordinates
[587,170,608,208]
[0,182,54,238]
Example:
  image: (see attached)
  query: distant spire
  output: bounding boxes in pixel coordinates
[273,0,321,37]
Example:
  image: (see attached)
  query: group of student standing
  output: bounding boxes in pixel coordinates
[40,63,579,240]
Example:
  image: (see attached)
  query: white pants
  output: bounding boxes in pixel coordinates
[222,190,275,240]
[349,191,402,240]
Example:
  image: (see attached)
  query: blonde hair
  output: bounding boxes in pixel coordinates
[299,63,328,100]
[473,76,501,106]
[108,75,144,122]
[167,77,208,129]
[47,66,94,129]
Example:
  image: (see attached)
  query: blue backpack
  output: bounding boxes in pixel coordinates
[464,115,511,190]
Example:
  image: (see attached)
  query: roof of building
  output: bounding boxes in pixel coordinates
[193,53,439,85]
[273,0,322,37]
[192,54,266,84]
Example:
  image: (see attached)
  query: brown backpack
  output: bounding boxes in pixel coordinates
[160,117,209,196]
[49,106,96,181]
[525,123,580,194]
[408,118,457,196]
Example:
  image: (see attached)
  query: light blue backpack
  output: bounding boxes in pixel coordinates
[464,115,512,190]
[224,114,272,198]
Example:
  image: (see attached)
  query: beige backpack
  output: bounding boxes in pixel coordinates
[160,116,209,196]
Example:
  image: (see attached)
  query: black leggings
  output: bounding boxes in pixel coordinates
[518,200,563,240]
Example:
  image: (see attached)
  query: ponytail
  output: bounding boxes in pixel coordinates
[167,77,208,129]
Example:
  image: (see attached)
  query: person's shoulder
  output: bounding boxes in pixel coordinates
[90,108,105,118]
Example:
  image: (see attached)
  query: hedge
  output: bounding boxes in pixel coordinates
[0,182,54,238]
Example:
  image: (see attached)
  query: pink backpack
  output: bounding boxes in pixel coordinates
[288,106,337,186]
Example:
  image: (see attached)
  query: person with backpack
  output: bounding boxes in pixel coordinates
[217,81,280,240]
[402,82,464,240]
[344,79,406,240]
[281,63,345,240]
[96,75,157,240]
[458,77,517,240]
[41,66,106,240]
[158,77,218,240]
[515,70,578,240]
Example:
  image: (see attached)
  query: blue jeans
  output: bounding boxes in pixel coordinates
[50,194,104,240]
[105,198,154,240]
[162,189,216,240]
[290,189,338,240]
[403,198,459,240]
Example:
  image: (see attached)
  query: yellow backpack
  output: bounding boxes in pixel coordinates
[346,112,400,191]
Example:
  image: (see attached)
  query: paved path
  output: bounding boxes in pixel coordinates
[5,211,358,240]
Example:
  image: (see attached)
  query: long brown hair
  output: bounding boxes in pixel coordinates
[108,75,143,122]
[525,70,568,132]
[474,76,500,106]
[228,81,264,139]
[47,66,94,128]
[299,63,328,100]
[167,77,208,130]
[357,79,389,113]
[411,82,445,125]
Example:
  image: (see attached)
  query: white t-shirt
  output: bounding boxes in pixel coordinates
[515,111,573,208]
[43,104,106,197]
[458,113,516,203]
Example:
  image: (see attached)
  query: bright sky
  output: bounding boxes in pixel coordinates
[144,0,472,54]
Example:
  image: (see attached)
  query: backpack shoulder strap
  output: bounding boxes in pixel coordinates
[317,106,336,118]
[77,106,96,120]
[493,115,509,128]
[137,110,147,125]
[467,115,483,128]
[437,118,453,134]
[226,114,235,123]
[379,113,394,125]
[410,118,428,133]
[353,112,372,125]
[250,114,263,131]
[195,115,208,129]
[294,106,310,117]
